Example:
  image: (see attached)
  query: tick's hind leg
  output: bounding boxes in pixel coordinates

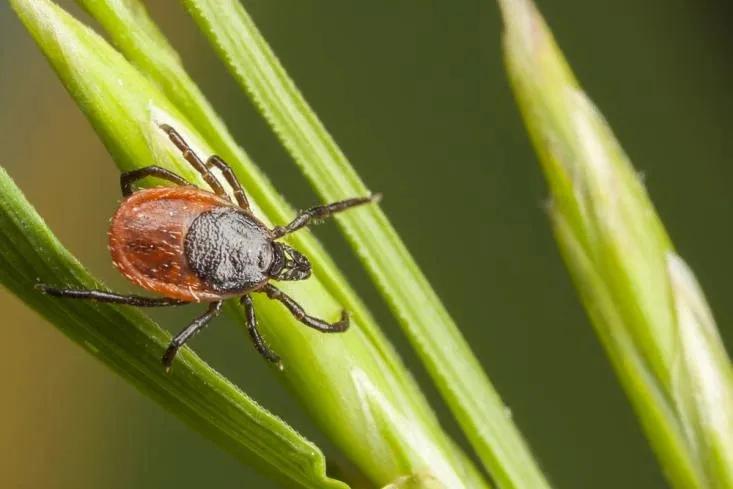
[162,301,223,370]
[158,123,229,199]
[260,284,349,332]
[120,166,191,197]
[271,194,381,238]
[38,285,189,307]
[241,295,281,367]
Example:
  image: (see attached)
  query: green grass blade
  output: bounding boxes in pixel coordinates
[10,0,489,486]
[498,1,733,487]
[180,1,549,486]
[0,166,346,489]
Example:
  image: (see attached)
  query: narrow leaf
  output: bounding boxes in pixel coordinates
[181,1,548,486]
[498,0,733,487]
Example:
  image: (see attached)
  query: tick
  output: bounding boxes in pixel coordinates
[39,124,379,370]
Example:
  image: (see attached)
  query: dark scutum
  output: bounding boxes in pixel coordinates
[184,207,274,293]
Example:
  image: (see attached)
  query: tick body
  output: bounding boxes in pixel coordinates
[110,187,273,301]
[40,124,379,370]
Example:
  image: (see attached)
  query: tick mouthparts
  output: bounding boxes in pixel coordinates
[269,242,312,281]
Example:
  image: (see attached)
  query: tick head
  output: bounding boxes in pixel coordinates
[269,242,312,281]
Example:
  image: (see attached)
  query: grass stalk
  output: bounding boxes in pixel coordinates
[180,1,550,486]
[498,1,733,487]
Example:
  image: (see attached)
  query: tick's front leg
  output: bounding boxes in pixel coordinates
[260,284,349,332]
[271,194,381,238]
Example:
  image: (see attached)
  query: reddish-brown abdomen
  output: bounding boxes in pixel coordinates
[108,187,237,302]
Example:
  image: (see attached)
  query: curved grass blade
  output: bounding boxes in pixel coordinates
[498,0,733,487]
[10,0,489,486]
[0,167,346,489]
[180,1,548,487]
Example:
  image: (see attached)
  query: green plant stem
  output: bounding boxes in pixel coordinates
[498,1,733,488]
[180,1,549,487]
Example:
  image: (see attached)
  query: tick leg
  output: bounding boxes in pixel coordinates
[158,123,229,199]
[271,194,381,239]
[120,166,191,197]
[206,155,250,210]
[260,284,349,332]
[162,301,223,370]
[38,285,189,307]
[241,295,281,365]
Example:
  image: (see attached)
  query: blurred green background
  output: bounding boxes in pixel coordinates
[1,1,732,488]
